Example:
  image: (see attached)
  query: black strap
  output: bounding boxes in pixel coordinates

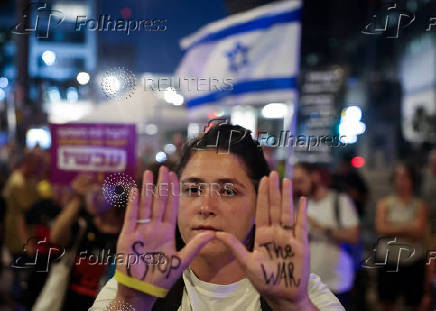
[260,297,273,311]
[152,276,273,310]
[152,277,185,311]
[333,191,342,228]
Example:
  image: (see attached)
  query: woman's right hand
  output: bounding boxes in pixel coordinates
[115,166,215,295]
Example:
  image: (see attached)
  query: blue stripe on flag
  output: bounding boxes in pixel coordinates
[187,77,297,108]
[186,8,301,50]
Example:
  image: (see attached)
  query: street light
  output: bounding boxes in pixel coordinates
[77,72,90,85]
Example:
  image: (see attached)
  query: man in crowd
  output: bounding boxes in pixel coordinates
[292,162,359,309]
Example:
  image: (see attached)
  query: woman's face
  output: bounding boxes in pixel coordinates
[177,150,257,257]
[394,165,413,194]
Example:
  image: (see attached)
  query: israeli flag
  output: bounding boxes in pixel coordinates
[176,0,301,108]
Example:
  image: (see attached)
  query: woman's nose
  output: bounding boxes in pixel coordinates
[199,187,218,216]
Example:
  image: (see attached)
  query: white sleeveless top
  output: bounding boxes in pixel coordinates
[376,196,426,264]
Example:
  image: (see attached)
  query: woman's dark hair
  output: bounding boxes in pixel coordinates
[391,162,419,194]
[294,162,330,187]
[175,122,271,251]
[177,122,271,189]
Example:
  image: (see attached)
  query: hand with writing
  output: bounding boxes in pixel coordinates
[216,171,317,310]
[115,167,215,301]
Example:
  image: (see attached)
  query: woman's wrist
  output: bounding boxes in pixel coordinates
[115,283,157,311]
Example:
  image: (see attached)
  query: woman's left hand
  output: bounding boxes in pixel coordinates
[216,171,317,310]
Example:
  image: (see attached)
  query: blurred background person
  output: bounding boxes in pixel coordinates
[3,151,42,310]
[420,149,436,311]
[375,163,428,311]
[331,153,370,311]
[293,162,359,309]
[48,174,123,311]
[20,158,61,310]
[332,153,369,219]
[421,149,436,247]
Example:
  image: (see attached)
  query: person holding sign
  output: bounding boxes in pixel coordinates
[91,124,344,311]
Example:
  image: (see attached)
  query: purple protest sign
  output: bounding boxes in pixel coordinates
[49,123,136,185]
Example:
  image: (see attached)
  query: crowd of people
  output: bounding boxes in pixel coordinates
[0,126,434,311]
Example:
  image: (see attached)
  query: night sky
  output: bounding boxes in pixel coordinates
[98,0,228,74]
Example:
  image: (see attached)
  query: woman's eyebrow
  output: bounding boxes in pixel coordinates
[215,178,246,189]
[179,177,247,189]
[180,177,204,184]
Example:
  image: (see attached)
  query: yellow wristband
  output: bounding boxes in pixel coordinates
[114,270,169,298]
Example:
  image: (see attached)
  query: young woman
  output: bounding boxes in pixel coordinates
[91,123,343,311]
[375,163,429,311]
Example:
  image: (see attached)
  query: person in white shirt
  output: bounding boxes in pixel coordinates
[90,123,344,311]
[292,162,359,309]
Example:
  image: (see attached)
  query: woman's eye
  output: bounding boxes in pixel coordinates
[183,186,201,195]
[223,188,237,196]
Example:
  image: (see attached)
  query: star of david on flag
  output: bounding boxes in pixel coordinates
[226,42,249,72]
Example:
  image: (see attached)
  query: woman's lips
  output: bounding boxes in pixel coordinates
[192,226,221,232]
